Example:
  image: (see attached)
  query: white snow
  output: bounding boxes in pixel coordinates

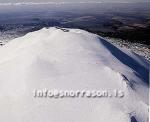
[0,27,149,122]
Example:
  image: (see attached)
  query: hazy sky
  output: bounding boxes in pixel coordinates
[0,0,149,3]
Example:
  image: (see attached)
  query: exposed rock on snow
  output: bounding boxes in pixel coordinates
[0,27,149,122]
[105,37,150,61]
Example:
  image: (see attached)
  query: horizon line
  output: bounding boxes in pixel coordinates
[0,1,149,6]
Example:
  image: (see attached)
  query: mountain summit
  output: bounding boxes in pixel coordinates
[0,27,149,122]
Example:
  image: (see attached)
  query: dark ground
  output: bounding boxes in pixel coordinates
[0,2,150,45]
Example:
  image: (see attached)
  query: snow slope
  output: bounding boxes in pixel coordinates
[0,27,149,122]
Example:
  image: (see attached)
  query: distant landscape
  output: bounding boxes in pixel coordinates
[0,2,150,45]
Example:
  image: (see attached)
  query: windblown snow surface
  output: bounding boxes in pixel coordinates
[0,27,149,122]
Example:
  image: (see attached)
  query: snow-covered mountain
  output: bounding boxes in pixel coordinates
[0,27,149,122]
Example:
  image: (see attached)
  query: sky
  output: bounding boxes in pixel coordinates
[0,0,149,3]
